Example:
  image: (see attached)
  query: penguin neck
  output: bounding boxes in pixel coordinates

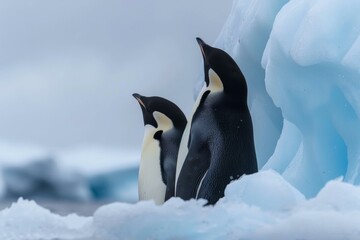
[142,125,159,148]
[206,68,248,103]
[226,78,248,102]
[207,68,224,93]
[153,111,173,132]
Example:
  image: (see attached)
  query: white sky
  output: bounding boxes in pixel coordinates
[0,0,232,151]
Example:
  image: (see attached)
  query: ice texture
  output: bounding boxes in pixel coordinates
[215,0,289,168]
[3,173,360,240]
[261,0,360,197]
[222,170,305,211]
[215,0,360,198]
[88,170,305,239]
[0,198,91,240]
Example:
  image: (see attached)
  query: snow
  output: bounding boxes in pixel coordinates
[2,0,360,238]
[3,173,360,239]
[222,170,305,211]
[0,198,91,240]
[252,180,360,240]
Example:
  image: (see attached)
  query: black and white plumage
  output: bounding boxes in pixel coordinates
[175,38,258,205]
[133,93,187,204]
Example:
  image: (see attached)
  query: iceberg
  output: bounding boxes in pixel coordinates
[261,0,360,197]
[57,148,139,202]
[216,0,360,198]
[0,143,139,202]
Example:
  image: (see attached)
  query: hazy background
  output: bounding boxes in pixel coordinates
[0,0,232,152]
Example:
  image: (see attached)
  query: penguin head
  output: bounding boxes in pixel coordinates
[133,93,187,132]
[196,38,247,99]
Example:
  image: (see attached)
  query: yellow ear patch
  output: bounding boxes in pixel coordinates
[208,68,224,93]
[153,111,174,132]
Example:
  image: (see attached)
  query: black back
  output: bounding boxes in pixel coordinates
[175,38,258,205]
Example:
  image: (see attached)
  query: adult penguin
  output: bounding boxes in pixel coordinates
[175,38,258,205]
[133,93,187,205]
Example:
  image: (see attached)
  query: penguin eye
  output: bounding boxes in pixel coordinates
[153,130,163,140]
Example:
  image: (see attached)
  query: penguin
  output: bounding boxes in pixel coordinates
[133,93,187,205]
[175,38,258,205]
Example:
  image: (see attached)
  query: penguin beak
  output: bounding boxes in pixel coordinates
[196,37,208,62]
[132,93,146,109]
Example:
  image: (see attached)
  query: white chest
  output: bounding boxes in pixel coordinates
[175,84,208,189]
[138,125,166,205]
[175,68,224,193]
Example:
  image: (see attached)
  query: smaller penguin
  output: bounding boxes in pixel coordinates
[133,93,187,205]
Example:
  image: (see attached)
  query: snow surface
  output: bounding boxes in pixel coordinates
[3,172,360,240]
[0,198,92,240]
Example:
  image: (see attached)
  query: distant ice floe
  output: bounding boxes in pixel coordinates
[0,141,139,202]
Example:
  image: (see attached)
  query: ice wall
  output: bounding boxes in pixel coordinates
[262,0,360,197]
[218,0,360,197]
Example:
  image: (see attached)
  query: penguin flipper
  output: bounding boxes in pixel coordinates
[164,156,176,201]
[164,175,175,201]
[175,142,210,200]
